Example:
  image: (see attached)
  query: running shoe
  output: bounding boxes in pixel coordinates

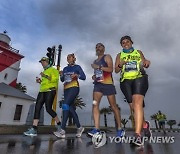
[24,128,37,137]
[143,121,152,138]
[87,128,100,137]
[53,129,65,138]
[76,127,84,138]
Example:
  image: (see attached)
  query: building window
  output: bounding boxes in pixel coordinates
[14,105,23,121]
[4,73,8,80]
[0,102,2,108]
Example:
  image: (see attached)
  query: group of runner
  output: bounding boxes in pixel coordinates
[24,35,152,146]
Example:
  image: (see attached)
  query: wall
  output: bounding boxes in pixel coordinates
[0,94,34,125]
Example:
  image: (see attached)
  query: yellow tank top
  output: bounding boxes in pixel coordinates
[120,49,142,82]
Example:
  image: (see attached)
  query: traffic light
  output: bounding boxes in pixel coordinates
[46,46,56,66]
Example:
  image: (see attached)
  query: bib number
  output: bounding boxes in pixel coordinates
[95,69,104,82]
[64,74,72,83]
[125,61,137,72]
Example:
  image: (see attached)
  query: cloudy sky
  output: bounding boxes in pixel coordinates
[1,0,180,127]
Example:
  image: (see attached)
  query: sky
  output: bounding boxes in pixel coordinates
[0,0,180,127]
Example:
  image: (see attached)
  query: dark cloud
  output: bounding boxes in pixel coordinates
[35,0,180,123]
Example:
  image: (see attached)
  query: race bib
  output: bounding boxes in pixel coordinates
[95,69,104,82]
[64,73,73,83]
[125,61,137,72]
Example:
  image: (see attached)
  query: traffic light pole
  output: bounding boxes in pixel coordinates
[51,45,62,125]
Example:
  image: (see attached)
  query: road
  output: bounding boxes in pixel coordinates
[0,132,179,154]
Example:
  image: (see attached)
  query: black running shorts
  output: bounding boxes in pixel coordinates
[120,75,148,103]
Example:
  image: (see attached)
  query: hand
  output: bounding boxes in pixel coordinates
[59,71,63,76]
[36,77,41,83]
[143,60,150,68]
[92,75,96,80]
[91,64,100,69]
[71,74,78,79]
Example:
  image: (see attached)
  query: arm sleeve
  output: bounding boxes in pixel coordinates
[50,69,59,83]
[77,65,86,80]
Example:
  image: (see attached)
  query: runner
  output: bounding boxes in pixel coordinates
[115,36,151,146]
[24,57,61,136]
[53,53,86,138]
[156,110,166,134]
[87,43,125,138]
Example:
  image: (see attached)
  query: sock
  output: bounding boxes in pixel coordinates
[57,122,61,125]
[118,127,122,130]
[33,125,37,130]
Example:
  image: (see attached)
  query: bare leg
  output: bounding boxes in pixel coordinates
[129,102,146,129]
[132,94,144,134]
[54,116,61,124]
[33,119,39,126]
[93,92,103,129]
[107,95,122,129]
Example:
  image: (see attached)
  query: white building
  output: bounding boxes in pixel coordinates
[0,83,35,125]
[0,32,35,125]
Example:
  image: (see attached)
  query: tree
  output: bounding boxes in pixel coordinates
[15,82,27,93]
[178,122,180,129]
[74,95,86,109]
[59,95,86,126]
[109,104,120,130]
[167,120,176,129]
[121,118,128,128]
[150,113,159,129]
[128,114,135,129]
[100,107,112,127]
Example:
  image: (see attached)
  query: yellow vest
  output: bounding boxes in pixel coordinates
[157,114,166,121]
[40,67,59,92]
[120,49,142,82]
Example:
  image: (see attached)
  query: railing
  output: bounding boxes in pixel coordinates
[0,44,19,53]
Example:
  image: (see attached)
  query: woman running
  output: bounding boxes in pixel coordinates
[115,36,151,146]
[53,53,86,138]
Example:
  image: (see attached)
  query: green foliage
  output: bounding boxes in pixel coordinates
[121,118,128,128]
[100,107,112,115]
[167,120,176,129]
[15,82,27,93]
[59,95,86,109]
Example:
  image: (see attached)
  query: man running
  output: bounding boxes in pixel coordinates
[87,43,125,138]
[157,110,166,134]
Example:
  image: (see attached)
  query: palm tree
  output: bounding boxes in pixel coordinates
[150,113,159,129]
[167,120,176,129]
[128,114,135,129]
[74,95,86,109]
[121,118,128,128]
[109,104,120,130]
[178,122,180,129]
[15,82,27,93]
[59,95,86,126]
[100,107,112,127]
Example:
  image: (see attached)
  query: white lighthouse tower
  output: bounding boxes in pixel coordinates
[0,31,24,87]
